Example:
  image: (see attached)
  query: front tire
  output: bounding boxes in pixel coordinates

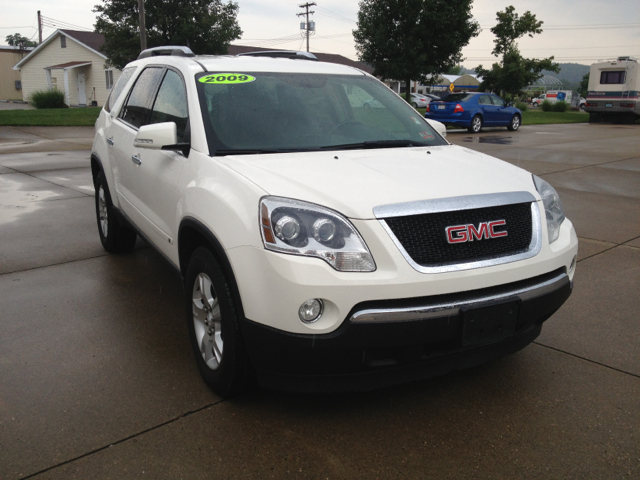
[507,114,521,131]
[94,170,137,253]
[467,115,483,133]
[185,247,252,397]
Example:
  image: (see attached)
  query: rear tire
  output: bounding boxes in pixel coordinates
[185,247,252,397]
[94,170,137,253]
[507,114,521,131]
[467,115,483,133]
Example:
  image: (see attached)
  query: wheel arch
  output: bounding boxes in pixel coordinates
[90,153,103,185]
[178,217,246,319]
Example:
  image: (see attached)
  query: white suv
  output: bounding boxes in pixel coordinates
[92,47,578,396]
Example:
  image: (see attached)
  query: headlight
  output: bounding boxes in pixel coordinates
[260,196,376,272]
[533,175,565,244]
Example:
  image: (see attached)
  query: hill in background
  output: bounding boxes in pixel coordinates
[462,63,590,90]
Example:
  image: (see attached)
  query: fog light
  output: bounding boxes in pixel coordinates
[299,299,323,323]
[569,255,576,272]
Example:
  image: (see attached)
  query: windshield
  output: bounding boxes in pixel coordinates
[439,93,475,103]
[196,72,447,155]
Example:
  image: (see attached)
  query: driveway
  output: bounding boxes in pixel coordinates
[0,123,638,479]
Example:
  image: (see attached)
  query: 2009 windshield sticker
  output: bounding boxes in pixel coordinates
[198,74,256,84]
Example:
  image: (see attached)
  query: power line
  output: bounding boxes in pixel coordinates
[479,22,640,30]
[315,7,356,25]
[464,44,640,52]
[40,15,92,32]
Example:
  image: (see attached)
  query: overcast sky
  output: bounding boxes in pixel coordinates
[3,0,640,67]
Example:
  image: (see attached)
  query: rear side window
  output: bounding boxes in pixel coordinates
[491,96,506,107]
[105,67,136,112]
[600,71,626,84]
[478,95,492,105]
[149,69,189,142]
[119,67,164,129]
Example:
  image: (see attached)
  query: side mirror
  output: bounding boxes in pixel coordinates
[134,122,189,156]
[134,122,177,149]
[507,102,513,107]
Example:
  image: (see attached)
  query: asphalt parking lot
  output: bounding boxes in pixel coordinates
[1,122,639,479]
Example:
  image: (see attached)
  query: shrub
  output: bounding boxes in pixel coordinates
[515,101,528,112]
[30,89,67,109]
[541,100,553,112]
[553,101,568,112]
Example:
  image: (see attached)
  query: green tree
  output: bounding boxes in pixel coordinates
[353,0,480,103]
[578,72,590,97]
[445,65,464,76]
[475,6,558,97]
[5,33,37,48]
[93,0,242,69]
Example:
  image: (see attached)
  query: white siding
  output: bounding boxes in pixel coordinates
[18,33,121,107]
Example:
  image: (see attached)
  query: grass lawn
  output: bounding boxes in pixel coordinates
[0,107,101,126]
[414,107,591,127]
[521,109,589,125]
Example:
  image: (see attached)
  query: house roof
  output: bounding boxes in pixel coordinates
[61,30,105,52]
[13,29,106,70]
[227,45,373,74]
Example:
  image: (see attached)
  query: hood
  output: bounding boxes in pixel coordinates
[217,145,537,219]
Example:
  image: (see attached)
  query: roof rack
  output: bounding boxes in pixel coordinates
[237,50,318,61]
[138,46,195,60]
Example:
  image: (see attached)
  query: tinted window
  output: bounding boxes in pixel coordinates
[149,69,189,142]
[197,72,447,154]
[600,71,626,84]
[106,67,136,112]
[490,96,506,107]
[119,67,164,128]
[441,93,475,102]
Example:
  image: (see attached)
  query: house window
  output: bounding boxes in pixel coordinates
[60,36,66,48]
[105,70,114,90]
[51,78,58,89]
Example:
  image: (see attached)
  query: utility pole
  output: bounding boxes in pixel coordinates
[297,2,316,53]
[138,0,147,51]
[37,10,42,44]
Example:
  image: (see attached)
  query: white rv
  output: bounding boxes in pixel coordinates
[585,56,639,122]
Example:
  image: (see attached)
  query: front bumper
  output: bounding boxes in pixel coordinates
[240,267,572,392]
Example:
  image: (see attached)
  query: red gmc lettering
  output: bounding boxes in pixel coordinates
[446,225,468,243]
[489,220,508,238]
[467,223,489,241]
[446,220,507,244]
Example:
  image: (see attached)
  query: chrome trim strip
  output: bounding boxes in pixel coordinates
[350,271,569,324]
[374,191,537,218]
[377,194,542,274]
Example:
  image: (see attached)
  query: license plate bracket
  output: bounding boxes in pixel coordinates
[438,105,446,110]
[461,300,519,346]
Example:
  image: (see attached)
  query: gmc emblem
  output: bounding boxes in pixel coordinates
[446,220,508,244]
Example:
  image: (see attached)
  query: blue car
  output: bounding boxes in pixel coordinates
[424,92,522,133]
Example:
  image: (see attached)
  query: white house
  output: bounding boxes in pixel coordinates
[13,29,121,107]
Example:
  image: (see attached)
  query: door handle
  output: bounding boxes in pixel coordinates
[107,137,114,146]
[131,154,142,165]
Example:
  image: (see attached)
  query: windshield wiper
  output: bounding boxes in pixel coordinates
[214,148,320,156]
[320,139,432,151]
